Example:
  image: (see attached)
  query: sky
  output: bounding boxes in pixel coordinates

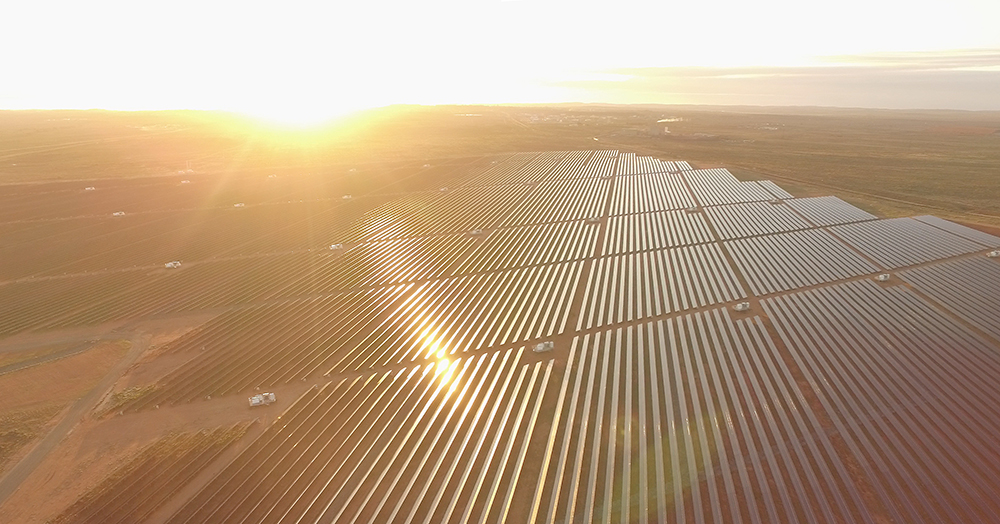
[2,0,999,123]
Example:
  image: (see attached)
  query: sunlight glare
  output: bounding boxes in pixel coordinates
[434,357,459,395]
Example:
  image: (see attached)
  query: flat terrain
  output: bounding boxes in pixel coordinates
[3,106,998,228]
[1,107,1000,523]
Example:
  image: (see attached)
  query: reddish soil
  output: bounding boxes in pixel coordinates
[0,342,127,412]
[0,379,311,524]
[928,125,998,136]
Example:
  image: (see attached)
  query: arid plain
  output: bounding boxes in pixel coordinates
[1,106,999,523]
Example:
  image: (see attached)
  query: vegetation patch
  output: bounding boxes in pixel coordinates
[0,405,62,471]
[99,385,157,416]
[0,344,76,369]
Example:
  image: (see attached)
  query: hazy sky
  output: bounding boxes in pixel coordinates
[2,0,999,122]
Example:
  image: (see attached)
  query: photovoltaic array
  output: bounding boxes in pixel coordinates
[8,150,1000,523]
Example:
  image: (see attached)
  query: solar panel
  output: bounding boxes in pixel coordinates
[26,150,1000,523]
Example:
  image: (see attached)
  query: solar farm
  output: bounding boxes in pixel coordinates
[4,149,1000,523]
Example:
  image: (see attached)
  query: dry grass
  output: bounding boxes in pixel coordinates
[0,343,76,369]
[3,107,997,229]
[0,341,129,471]
[0,341,129,412]
[0,405,63,471]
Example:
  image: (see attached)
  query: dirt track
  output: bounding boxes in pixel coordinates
[0,332,149,506]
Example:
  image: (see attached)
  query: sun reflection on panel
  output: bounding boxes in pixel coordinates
[433,356,459,395]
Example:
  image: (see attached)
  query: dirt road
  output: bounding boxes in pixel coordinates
[0,332,150,506]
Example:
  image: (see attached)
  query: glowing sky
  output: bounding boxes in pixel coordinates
[2,0,999,122]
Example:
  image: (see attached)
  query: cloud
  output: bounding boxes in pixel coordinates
[822,48,1000,71]
[549,50,1000,110]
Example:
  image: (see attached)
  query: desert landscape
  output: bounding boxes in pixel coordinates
[1,106,1000,522]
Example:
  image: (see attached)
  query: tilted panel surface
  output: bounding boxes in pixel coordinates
[461,152,539,186]
[333,261,584,372]
[704,201,812,240]
[332,193,445,243]
[725,229,878,296]
[618,153,681,175]
[786,196,876,227]
[167,348,553,524]
[577,244,745,330]
[0,271,152,337]
[913,215,1000,248]
[364,184,530,241]
[450,220,599,275]
[603,210,715,256]
[829,217,985,269]
[544,150,593,181]
[755,180,794,199]
[54,424,249,524]
[608,173,694,215]
[565,149,619,179]
[899,256,1000,341]
[497,151,567,184]
[534,310,872,524]
[129,286,413,409]
[683,168,774,206]
[312,234,477,290]
[763,280,1000,524]
[499,177,609,227]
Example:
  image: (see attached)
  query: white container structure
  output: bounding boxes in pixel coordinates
[876,273,891,282]
[112,211,125,217]
[233,203,245,208]
[249,392,276,407]
[733,302,751,312]
[533,341,555,353]
[164,261,181,269]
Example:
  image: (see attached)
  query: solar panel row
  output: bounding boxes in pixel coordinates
[704,201,811,240]
[829,217,986,269]
[913,215,1000,248]
[603,209,716,255]
[755,179,794,199]
[617,152,683,175]
[538,309,873,523]
[20,150,1000,523]
[168,348,553,524]
[725,229,879,296]
[685,168,775,206]
[577,243,745,329]
[499,177,608,227]
[332,260,584,372]
[608,173,694,215]
[899,256,1000,341]
[763,279,1000,523]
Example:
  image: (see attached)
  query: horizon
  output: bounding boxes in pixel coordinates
[3,0,1000,123]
